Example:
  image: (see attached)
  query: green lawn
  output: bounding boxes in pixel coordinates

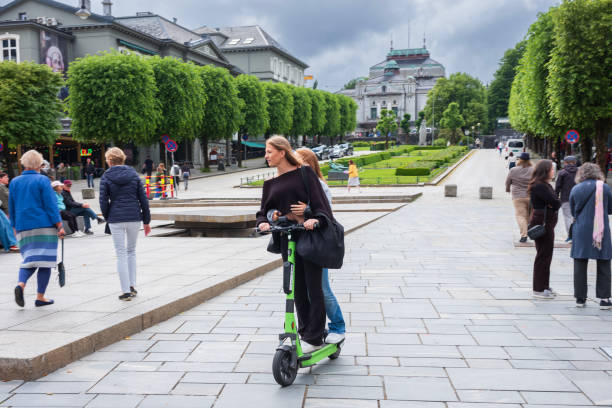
[354,146,370,151]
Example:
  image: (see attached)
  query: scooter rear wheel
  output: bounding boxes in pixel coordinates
[272,349,298,386]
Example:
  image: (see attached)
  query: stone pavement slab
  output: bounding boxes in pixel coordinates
[3,150,612,407]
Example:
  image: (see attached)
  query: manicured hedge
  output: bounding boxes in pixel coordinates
[395,167,431,176]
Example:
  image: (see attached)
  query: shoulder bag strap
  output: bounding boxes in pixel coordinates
[300,166,311,207]
[575,187,597,219]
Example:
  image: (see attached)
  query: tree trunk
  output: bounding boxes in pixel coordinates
[2,139,15,179]
[237,136,243,168]
[580,135,593,163]
[226,139,231,166]
[595,119,610,175]
[202,137,209,169]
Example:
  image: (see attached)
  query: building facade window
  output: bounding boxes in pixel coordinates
[392,107,398,116]
[370,107,377,120]
[0,33,19,62]
[18,12,28,20]
[382,85,386,93]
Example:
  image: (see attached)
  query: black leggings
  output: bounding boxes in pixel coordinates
[60,210,78,233]
[282,233,325,346]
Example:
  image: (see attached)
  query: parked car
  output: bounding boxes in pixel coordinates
[339,143,353,156]
[312,145,330,160]
[329,145,343,159]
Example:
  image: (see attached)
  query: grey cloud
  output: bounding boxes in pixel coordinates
[6,0,559,89]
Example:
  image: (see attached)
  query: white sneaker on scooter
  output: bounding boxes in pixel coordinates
[325,333,345,344]
[301,341,322,354]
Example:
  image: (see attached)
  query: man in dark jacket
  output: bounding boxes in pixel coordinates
[0,172,9,216]
[62,180,105,235]
[555,155,578,241]
[85,158,96,188]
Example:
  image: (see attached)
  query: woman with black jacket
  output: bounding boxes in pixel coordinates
[528,159,561,300]
[256,136,333,354]
[100,148,151,301]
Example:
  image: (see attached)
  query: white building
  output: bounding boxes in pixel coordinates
[338,47,445,134]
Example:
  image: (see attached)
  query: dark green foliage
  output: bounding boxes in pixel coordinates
[67,52,161,144]
[400,113,412,133]
[290,86,311,137]
[235,74,269,137]
[148,56,206,141]
[307,89,327,139]
[376,109,398,149]
[264,82,293,135]
[395,167,431,176]
[322,92,340,138]
[440,102,465,144]
[198,65,243,140]
[0,61,63,146]
[487,41,525,129]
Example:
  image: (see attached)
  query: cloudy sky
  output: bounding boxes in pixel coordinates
[7,0,559,90]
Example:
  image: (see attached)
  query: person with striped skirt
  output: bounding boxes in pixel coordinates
[9,150,65,307]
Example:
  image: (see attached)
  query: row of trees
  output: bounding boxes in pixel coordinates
[508,0,610,170]
[0,52,357,172]
[67,52,358,167]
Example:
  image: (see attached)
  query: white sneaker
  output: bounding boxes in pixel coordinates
[301,341,322,354]
[69,231,84,238]
[533,290,555,300]
[325,333,345,344]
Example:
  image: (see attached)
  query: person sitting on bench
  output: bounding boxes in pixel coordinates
[61,180,105,235]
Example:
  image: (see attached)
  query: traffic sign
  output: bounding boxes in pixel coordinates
[161,134,170,144]
[165,139,178,152]
[565,129,580,144]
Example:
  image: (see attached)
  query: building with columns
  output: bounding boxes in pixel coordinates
[337,46,445,135]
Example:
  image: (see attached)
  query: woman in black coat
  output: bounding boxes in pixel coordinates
[528,159,560,300]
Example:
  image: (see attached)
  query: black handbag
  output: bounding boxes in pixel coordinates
[568,187,596,240]
[267,231,281,254]
[295,167,345,269]
[527,206,547,240]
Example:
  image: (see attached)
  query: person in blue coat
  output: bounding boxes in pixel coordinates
[569,163,612,309]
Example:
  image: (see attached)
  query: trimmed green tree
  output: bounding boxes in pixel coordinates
[400,113,412,133]
[440,102,465,144]
[67,52,161,145]
[0,61,64,176]
[197,65,243,169]
[322,92,340,145]
[487,41,525,131]
[307,89,327,145]
[235,74,269,166]
[264,82,294,137]
[148,56,206,144]
[377,108,398,149]
[547,0,611,171]
[290,86,312,145]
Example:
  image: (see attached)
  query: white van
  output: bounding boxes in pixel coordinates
[505,139,525,158]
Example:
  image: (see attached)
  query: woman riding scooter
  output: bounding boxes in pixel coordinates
[257,136,333,353]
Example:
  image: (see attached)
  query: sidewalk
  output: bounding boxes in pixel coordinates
[2,150,610,407]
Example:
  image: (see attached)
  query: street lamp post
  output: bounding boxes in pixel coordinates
[75,0,91,19]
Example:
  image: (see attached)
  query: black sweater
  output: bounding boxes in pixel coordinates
[256,166,333,226]
[530,182,561,211]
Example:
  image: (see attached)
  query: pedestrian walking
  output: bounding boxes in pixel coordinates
[347,160,360,193]
[62,180,105,235]
[0,172,9,216]
[100,147,151,301]
[293,148,346,344]
[170,162,181,192]
[10,150,65,307]
[52,181,83,237]
[143,155,154,178]
[505,152,534,243]
[508,152,516,170]
[569,163,612,309]
[555,155,578,241]
[181,162,190,191]
[528,159,560,300]
[257,136,333,353]
[85,158,96,188]
[56,163,67,182]
[606,148,612,177]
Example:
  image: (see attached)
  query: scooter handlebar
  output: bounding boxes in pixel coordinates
[255,221,319,235]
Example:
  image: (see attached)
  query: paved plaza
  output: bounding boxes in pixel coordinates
[1,150,612,407]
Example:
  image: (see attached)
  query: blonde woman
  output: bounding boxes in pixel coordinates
[10,150,64,307]
[256,136,333,353]
[291,148,346,344]
[100,148,151,301]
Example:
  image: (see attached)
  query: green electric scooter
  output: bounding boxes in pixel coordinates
[258,212,343,386]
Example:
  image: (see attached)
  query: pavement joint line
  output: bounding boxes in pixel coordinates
[0,197,421,381]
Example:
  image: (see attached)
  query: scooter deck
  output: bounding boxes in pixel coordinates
[298,342,342,367]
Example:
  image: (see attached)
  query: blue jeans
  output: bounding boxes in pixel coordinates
[18,267,51,294]
[70,207,98,230]
[109,222,140,293]
[86,174,94,188]
[322,268,345,334]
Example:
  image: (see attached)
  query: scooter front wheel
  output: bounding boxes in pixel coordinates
[328,345,341,360]
[272,349,298,386]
